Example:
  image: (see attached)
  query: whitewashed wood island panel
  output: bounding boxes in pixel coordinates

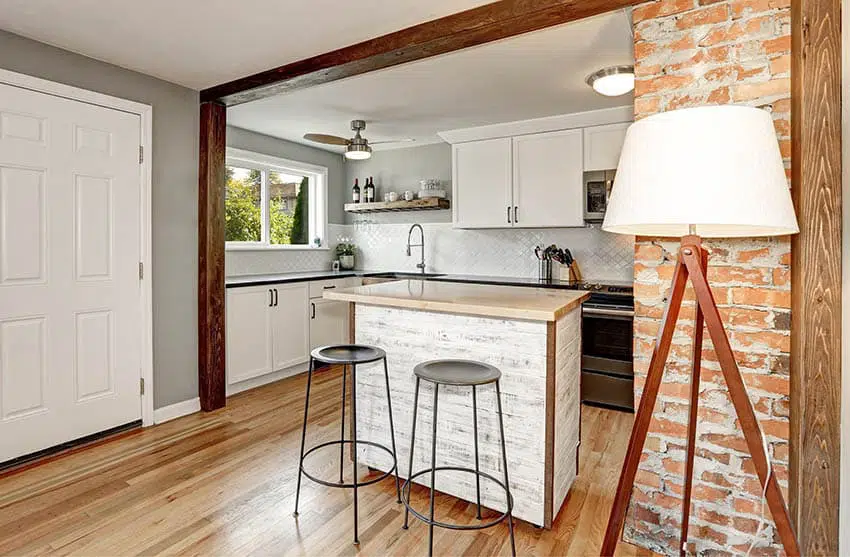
[350,302,583,528]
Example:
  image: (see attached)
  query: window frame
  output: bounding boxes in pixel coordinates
[225,147,329,251]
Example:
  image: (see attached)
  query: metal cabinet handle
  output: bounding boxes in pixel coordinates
[273,288,278,307]
[514,206,518,223]
[507,206,512,224]
[310,302,316,319]
[269,289,273,307]
[323,285,336,290]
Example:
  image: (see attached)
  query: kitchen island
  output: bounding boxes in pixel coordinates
[324,280,589,528]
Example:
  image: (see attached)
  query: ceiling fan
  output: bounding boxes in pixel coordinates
[303,120,414,160]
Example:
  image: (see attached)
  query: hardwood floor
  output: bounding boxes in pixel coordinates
[0,367,653,556]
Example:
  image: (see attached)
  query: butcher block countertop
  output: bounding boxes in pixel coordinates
[324,279,590,321]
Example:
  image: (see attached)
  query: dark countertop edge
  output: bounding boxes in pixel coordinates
[226,270,631,292]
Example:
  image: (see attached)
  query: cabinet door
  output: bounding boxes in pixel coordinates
[271,283,310,371]
[226,286,274,385]
[512,129,584,228]
[310,299,350,351]
[583,122,630,171]
[452,138,513,228]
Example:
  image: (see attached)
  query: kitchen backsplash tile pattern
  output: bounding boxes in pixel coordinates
[225,222,634,282]
[347,221,633,281]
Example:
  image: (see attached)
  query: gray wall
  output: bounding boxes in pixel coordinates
[345,142,452,224]
[0,30,199,409]
[227,126,346,224]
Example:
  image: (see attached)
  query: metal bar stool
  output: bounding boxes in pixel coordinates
[401,359,516,557]
[293,344,401,545]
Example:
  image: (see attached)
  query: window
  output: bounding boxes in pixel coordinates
[225,148,327,249]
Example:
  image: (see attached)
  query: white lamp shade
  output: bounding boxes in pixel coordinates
[602,105,798,238]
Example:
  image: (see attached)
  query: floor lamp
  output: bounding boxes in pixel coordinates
[599,106,801,556]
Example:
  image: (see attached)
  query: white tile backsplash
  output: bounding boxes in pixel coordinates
[347,221,634,281]
[226,222,634,282]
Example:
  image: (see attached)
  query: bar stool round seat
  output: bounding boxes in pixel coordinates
[312,344,386,365]
[294,343,401,546]
[402,358,516,557]
[413,359,501,386]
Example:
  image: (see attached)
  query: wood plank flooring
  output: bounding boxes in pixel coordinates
[0,367,654,556]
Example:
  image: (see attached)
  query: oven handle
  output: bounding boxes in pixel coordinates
[582,306,635,318]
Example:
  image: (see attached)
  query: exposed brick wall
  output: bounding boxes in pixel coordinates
[627,0,791,555]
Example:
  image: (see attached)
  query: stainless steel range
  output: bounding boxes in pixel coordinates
[574,282,635,412]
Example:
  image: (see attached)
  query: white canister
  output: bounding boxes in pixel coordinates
[388,191,399,202]
[403,190,415,201]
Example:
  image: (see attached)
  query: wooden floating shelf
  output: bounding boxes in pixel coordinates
[344,198,450,213]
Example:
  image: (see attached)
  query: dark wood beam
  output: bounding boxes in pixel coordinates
[198,101,227,411]
[790,0,842,554]
[200,0,645,106]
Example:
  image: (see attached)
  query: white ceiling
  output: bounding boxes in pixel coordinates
[0,0,494,89]
[227,11,634,152]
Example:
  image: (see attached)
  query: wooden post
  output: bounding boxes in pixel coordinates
[790,0,842,553]
[198,101,227,411]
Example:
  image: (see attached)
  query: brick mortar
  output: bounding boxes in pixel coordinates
[627,0,791,555]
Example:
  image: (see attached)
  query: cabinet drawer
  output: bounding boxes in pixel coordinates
[309,277,361,298]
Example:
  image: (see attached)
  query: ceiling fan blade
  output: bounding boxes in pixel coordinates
[303,133,350,146]
[369,138,416,145]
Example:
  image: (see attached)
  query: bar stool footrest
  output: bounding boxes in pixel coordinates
[401,466,514,531]
[301,440,398,489]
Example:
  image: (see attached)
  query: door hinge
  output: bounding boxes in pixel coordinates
[140,377,145,396]
[139,145,144,164]
[139,262,144,280]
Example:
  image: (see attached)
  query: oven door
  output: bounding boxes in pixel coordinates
[581,304,634,411]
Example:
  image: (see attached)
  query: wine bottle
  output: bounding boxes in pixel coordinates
[368,177,375,202]
[352,178,360,203]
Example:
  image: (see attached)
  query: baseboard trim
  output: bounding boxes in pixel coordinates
[226,363,310,397]
[153,397,201,424]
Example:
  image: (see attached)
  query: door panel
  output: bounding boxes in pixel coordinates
[310,299,349,351]
[226,286,274,384]
[582,122,630,172]
[452,138,513,228]
[513,129,584,228]
[271,283,309,371]
[0,166,46,285]
[0,83,142,462]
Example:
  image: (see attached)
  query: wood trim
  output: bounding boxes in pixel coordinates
[200,0,646,106]
[543,320,556,529]
[790,0,842,554]
[198,101,227,412]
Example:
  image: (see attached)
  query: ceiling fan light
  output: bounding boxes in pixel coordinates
[586,66,635,97]
[345,143,372,160]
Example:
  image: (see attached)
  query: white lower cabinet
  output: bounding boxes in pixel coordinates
[271,283,310,371]
[310,298,350,351]
[226,277,359,392]
[226,285,275,384]
[226,282,308,386]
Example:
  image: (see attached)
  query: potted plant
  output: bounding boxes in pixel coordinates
[335,242,356,270]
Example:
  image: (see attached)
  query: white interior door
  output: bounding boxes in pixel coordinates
[0,83,142,462]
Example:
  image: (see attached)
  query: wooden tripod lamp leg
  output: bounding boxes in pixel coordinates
[680,246,707,555]
[601,258,691,556]
[681,248,800,557]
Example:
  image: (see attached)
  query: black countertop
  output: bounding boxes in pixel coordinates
[225,270,633,294]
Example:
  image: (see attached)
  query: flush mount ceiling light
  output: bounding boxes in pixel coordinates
[586,65,635,97]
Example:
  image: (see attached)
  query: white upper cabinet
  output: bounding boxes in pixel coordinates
[443,107,632,229]
[583,122,630,171]
[512,129,584,228]
[452,138,513,228]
